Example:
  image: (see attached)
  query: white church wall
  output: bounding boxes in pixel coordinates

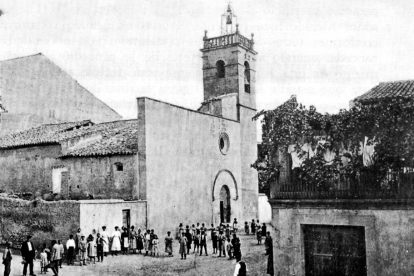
[137,97,243,235]
[258,193,272,223]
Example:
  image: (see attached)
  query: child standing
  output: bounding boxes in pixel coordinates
[251,219,256,235]
[226,237,233,259]
[164,231,173,257]
[96,233,106,262]
[218,231,226,257]
[193,230,200,253]
[185,228,192,255]
[212,227,218,254]
[233,218,238,234]
[79,235,87,266]
[256,226,262,245]
[244,221,249,235]
[144,230,151,256]
[137,229,144,254]
[87,235,97,264]
[225,224,231,239]
[152,235,159,257]
[40,248,49,274]
[179,233,187,260]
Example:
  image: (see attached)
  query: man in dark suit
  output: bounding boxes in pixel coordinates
[199,231,208,256]
[21,235,36,276]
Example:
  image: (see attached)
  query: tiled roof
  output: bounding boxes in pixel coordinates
[0,120,93,148]
[61,120,138,157]
[0,119,139,157]
[355,80,414,102]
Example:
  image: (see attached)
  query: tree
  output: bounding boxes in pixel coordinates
[253,95,414,195]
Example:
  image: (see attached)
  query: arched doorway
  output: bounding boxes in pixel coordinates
[219,185,231,223]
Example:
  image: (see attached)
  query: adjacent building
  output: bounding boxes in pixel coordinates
[0,53,122,135]
[269,82,414,276]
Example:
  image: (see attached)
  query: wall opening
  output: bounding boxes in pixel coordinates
[218,133,230,155]
[115,162,124,172]
[303,224,367,276]
[244,61,250,93]
[52,167,68,194]
[219,185,231,223]
[216,60,225,78]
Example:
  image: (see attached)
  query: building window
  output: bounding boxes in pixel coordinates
[115,162,123,171]
[219,133,230,155]
[216,60,225,78]
[244,61,250,93]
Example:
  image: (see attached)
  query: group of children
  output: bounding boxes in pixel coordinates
[176,219,244,260]
[244,219,268,244]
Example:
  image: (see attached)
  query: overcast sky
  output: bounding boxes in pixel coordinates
[1,0,414,140]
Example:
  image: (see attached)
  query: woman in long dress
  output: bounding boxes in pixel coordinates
[137,229,144,254]
[121,228,129,255]
[164,231,173,257]
[144,230,151,256]
[111,226,121,256]
[100,226,109,257]
[129,226,137,253]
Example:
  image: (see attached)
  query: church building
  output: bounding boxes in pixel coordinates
[0,4,259,237]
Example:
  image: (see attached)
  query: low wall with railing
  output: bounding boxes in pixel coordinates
[271,169,414,200]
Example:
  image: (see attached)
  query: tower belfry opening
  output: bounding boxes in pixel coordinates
[221,3,238,35]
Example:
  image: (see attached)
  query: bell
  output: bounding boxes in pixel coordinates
[227,15,232,25]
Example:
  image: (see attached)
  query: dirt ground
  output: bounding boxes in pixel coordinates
[4,228,274,276]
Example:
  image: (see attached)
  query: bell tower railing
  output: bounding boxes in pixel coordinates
[202,32,255,53]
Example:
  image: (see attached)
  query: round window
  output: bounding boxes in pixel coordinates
[219,133,230,155]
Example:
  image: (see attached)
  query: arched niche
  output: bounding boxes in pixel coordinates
[212,169,238,201]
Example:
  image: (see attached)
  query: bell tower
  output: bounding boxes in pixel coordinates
[200,4,257,114]
[200,3,259,222]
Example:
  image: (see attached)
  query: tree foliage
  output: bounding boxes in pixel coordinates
[253,95,414,195]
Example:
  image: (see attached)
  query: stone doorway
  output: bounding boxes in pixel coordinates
[219,185,231,223]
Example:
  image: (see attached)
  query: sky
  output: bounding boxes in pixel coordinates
[1,0,414,141]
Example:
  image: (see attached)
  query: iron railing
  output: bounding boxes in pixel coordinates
[272,169,414,200]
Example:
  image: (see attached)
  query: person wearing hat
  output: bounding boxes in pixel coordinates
[2,241,13,276]
[20,235,36,276]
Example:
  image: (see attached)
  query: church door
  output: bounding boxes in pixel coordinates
[219,185,231,223]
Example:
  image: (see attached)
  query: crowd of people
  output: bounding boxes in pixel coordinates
[1,219,275,276]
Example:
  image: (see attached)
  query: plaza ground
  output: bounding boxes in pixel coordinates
[4,227,275,276]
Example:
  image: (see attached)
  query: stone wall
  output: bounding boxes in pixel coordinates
[0,145,137,200]
[0,53,121,135]
[271,206,414,276]
[0,196,80,249]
